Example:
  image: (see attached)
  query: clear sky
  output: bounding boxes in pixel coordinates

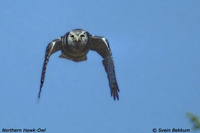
[0,0,200,133]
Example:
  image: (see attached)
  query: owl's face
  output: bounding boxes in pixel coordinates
[67,29,88,51]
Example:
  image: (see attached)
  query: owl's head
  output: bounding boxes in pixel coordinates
[67,29,89,51]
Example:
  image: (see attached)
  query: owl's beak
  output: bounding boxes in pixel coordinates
[75,37,80,42]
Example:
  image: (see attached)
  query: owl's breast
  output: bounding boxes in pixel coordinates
[61,42,90,61]
[71,42,86,51]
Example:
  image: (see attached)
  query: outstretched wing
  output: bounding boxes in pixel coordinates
[90,36,120,100]
[38,38,62,99]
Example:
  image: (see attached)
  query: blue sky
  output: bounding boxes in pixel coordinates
[0,0,200,133]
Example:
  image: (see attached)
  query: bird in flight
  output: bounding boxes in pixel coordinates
[38,29,120,100]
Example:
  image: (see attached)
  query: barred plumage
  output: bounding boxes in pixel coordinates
[38,29,120,100]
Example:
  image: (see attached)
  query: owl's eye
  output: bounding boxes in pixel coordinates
[70,35,74,39]
[80,34,85,39]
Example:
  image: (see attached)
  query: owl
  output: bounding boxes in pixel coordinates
[38,29,120,100]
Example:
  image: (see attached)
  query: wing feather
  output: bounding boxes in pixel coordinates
[38,38,62,99]
[90,36,120,100]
